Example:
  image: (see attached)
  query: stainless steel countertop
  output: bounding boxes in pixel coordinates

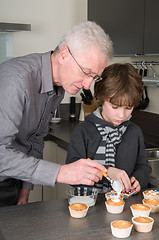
[0,191,158,240]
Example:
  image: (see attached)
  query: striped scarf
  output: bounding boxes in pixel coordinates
[94,124,127,168]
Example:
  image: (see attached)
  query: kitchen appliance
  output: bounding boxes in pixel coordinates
[147,148,159,179]
[146,148,159,188]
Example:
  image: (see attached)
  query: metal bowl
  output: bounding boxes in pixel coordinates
[66,187,98,207]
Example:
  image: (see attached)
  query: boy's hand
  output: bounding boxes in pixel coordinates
[107,167,131,192]
[130,176,141,193]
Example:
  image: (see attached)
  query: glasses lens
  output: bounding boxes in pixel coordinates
[94,75,102,82]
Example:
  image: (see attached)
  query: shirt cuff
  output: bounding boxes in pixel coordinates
[32,160,61,187]
[22,181,34,190]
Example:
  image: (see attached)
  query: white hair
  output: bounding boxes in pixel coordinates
[54,21,113,61]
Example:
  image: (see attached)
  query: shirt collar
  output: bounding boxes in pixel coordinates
[41,51,64,96]
[41,51,53,94]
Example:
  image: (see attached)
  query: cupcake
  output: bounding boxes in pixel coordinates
[143,198,159,213]
[69,203,88,218]
[111,220,133,238]
[105,198,125,214]
[130,204,151,217]
[105,191,124,200]
[143,190,159,200]
[132,216,154,233]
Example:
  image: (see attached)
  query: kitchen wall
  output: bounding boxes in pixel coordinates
[0,0,87,103]
[0,0,159,114]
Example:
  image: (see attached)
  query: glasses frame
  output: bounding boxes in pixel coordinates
[68,48,102,82]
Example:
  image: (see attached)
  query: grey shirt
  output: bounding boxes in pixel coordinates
[0,51,65,189]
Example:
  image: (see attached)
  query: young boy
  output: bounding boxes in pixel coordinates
[66,63,151,193]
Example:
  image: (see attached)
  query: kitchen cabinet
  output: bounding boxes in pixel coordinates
[28,185,42,203]
[29,140,57,203]
[43,141,69,201]
[56,146,70,200]
[144,0,159,54]
[28,141,56,203]
[29,141,69,203]
[43,141,58,201]
[29,141,56,203]
[88,0,159,56]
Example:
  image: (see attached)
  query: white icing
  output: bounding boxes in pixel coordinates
[112,198,120,202]
[112,180,123,198]
[148,190,156,195]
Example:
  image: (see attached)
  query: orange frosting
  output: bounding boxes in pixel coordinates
[133,217,152,223]
[106,199,124,206]
[112,220,132,229]
[131,204,150,211]
[144,199,159,206]
[69,203,87,211]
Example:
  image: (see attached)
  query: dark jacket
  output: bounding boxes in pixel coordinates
[66,110,151,188]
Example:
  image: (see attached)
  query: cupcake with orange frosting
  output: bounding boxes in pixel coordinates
[143,198,159,213]
[105,198,125,214]
[111,220,133,238]
[130,203,151,217]
[132,216,154,232]
[69,203,88,218]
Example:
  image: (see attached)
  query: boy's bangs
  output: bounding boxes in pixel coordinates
[110,94,134,107]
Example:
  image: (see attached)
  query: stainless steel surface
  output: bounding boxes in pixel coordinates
[0,22,31,32]
[146,148,159,178]
[148,159,159,178]
[146,148,159,159]
[149,176,159,188]
[0,191,159,240]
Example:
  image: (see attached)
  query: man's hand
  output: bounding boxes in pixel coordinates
[56,158,107,186]
[17,188,30,205]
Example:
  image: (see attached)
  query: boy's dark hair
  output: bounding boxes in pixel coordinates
[94,63,143,107]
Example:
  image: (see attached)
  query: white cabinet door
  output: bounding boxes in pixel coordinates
[43,141,58,201]
[28,185,42,203]
[29,141,68,203]
[56,146,70,200]
[28,140,57,203]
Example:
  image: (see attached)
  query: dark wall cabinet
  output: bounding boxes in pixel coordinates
[88,0,159,56]
[144,0,159,55]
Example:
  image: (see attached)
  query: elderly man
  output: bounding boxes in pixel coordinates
[0,21,113,206]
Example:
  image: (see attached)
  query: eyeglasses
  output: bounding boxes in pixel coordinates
[68,48,102,82]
